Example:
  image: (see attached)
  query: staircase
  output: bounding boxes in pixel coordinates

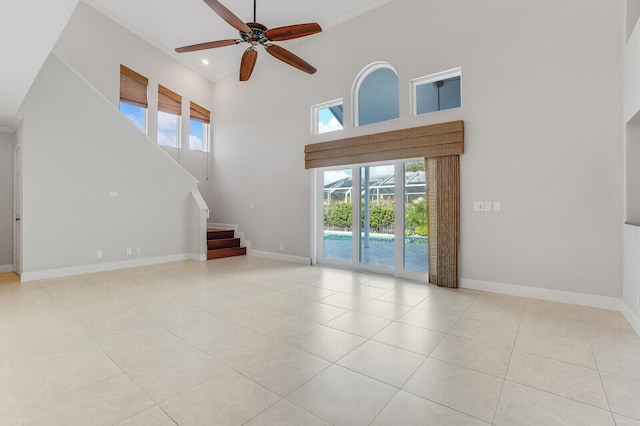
[207,228,246,260]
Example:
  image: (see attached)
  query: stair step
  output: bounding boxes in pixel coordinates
[207,238,241,250]
[207,246,247,260]
[207,228,235,240]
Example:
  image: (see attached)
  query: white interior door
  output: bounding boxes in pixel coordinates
[13,146,22,275]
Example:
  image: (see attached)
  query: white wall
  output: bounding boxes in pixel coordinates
[54,2,215,210]
[624,0,640,330]
[18,54,198,277]
[211,0,623,298]
[0,132,14,270]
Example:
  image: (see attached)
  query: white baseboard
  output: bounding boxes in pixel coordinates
[0,264,14,273]
[189,253,207,262]
[621,301,640,336]
[20,254,195,282]
[459,278,622,311]
[248,249,311,265]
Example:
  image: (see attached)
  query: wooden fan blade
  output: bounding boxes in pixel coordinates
[265,44,317,74]
[203,0,251,34]
[175,39,239,53]
[265,23,322,41]
[240,47,258,81]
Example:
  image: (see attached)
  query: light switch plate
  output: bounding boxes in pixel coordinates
[484,201,492,212]
[493,201,502,212]
[473,202,484,212]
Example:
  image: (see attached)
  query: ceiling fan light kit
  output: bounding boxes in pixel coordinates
[176,0,322,81]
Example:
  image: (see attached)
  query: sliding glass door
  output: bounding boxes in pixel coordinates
[316,159,428,279]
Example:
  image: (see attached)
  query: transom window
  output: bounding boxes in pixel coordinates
[354,62,399,127]
[312,99,344,135]
[411,67,461,115]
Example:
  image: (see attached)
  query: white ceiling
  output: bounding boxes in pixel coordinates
[0,0,78,121]
[83,0,392,82]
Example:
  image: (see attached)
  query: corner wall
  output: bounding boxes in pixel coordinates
[18,54,198,278]
[211,0,623,298]
[0,132,13,271]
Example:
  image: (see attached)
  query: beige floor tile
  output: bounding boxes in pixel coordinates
[219,338,330,395]
[5,347,122,409]
[171,316,275,360]
[463,297,524,324]
[601,372,640,420]
[591,337,640,379]
[288,365,397,426]
[396,307,462,333]
[355,299,412,320]
[0,362,21,426]
[449,317,518,348]
[415,289,477,314]
[253,279,335,301]
[325,311,391,338]
[126,346,229,402]
[523,299,583,321]
[506,351,609,409]
[160,370,280,426]
[372,321,445,356]
[430,334,512,378]
[371,390,489,426]
[318,292,370,310]
[613,413,640,426]
[494,381,615,426]
[518,316,588,341]
[284,325,366,362]
[114,406,177,425]
[21,374,154,426]
[244,399,331,426]
[315,280,389,298]
[375,289,429,307]
[514,331,597,368]
[223,306,320,341]
[403,358,503,422]
[93,327,191,372]
[337,340,425,388]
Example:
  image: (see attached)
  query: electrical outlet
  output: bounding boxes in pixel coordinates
[97,250,103,259]
[126,248,132,256]
[484,201,492,212]
[493,201,502,212]
[279,243,284,251]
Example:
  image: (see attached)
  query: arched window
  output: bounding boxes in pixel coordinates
[353,62,399,127]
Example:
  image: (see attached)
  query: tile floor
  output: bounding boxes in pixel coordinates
[0,257,639,425]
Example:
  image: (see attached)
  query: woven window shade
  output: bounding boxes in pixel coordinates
[190,101,210,124]
[427,155,460,288]
[158,85,182,115]
[305,121,463,169]
[120,65,148,108]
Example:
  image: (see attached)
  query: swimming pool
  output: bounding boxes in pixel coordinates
[323,231,428,272]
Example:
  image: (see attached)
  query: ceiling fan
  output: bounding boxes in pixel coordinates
[176,0,322,81]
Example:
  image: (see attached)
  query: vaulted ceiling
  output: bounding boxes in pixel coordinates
[0,0,392,130]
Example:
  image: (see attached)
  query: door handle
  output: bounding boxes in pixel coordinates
[15,218,20,221]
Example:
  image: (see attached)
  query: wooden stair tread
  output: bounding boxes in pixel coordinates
[206,227,246,260]
[207,246,247,260]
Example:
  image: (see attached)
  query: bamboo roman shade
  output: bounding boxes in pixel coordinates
[158,85,182,115]
[190,101,211,124]
[427,155,460,288]
[119,65,148,108]
[304,121,463,169]
[305,120,463,288]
